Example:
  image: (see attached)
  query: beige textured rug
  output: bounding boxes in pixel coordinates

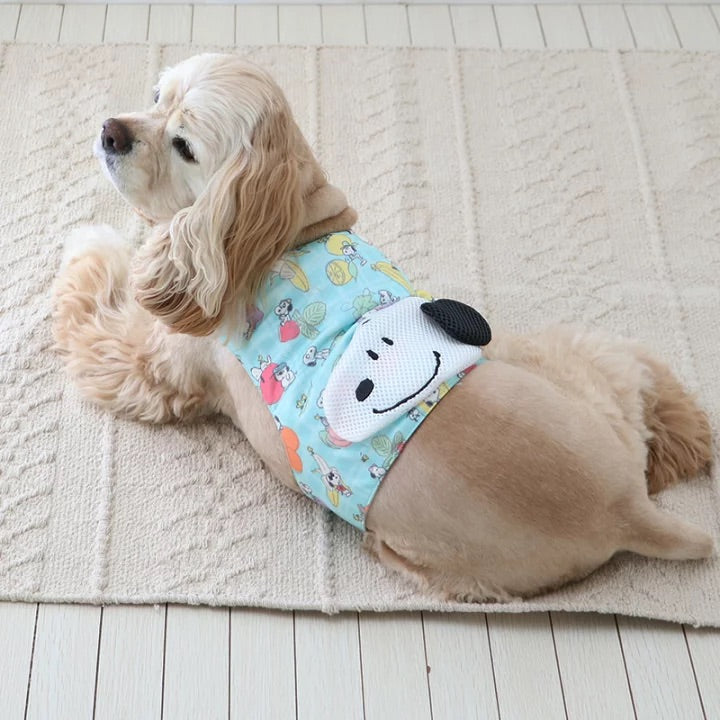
[1,43,719,626]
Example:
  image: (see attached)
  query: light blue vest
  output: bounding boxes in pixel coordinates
[225,232,484,530]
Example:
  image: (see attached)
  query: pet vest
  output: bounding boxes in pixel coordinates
[224,232,490,530]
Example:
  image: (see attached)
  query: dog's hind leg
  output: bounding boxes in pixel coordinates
[557,329,713,491]
[486,326,713,493]
[619,499,714,561]
[53,225,226,424]
[561,327,713,492]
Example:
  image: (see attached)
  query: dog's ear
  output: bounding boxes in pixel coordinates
[131,162,236,336]
[223,95,307,307]
[133,94,306,336]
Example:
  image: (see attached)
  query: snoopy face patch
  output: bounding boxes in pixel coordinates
[323,297,485,442]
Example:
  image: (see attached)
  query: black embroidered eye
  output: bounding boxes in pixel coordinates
[366,350,379,360]
[381,337,393,345]
[172,136,196,163]
[153,88,160,103]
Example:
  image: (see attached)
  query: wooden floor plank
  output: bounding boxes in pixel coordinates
[408,4,455,47]
[668,5,720,50]
[295,612,364,720]
[364,4,410,46]
[59,3,106,43]
[617,616,704,720]
[321,4,365,46]
[684,625,720,720]
[551,613,634,720]
[236,4,278,45]
[163,606,229,720]
[359,613,432,720]
[0,4,20,41]
[192,4,235,46]
[0,602,37,720]
[94,606,165,720]
[104,4,149,43]
[15,3,63,42]
[487,613,566,720]
[450,5,499,48]
[278,4,321,44]
[423,613,499,720]
[26,604,101,720]
[624,5,680,49]
[538,4,589,48]
[494,5,545,49]
[148,3,192,43]
[581,4,634,48]
[229,609,295,720]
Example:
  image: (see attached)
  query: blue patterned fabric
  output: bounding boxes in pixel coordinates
[224,232,482,530]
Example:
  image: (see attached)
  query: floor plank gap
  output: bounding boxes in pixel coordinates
[420,613,435,720]
[22,604,40,720]
[622,5,638,48]
[682,625,708,720]
[579,5,592,47]
[227,608,232,720]
[292,611,299,720]
[356,613,367,720]
[614,615,639,720]
[492,5,502,49]
[485,614,502,720]
[548,613,570,720]
[666,4,683,48]
[535,3,548,47]
[160,604,168,720]
[91,607,104,720]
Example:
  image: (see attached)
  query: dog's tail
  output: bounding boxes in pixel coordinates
[53,225,219,423]
[638,352,713,494]
[620,501,714,561]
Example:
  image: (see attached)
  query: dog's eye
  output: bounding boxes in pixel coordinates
[153,88,159,104]
[172,136,196,163]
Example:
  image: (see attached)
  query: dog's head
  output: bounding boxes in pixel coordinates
[96,53,356,335]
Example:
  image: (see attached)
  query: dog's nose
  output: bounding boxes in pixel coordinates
[101,118,133,155]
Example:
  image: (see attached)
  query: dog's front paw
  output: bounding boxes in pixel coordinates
[61,224,130,270]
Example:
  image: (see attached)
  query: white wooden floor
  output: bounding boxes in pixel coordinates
[1,3,720,719]
[1,2,720,48]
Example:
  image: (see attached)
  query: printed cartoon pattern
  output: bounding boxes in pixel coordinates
[225,232,483,530]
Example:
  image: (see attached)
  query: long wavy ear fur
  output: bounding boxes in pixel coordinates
[224,93,308,309]
[133,85,307,336]
[132,179,234,335]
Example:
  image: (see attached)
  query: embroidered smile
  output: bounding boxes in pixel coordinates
[370,350,442,415]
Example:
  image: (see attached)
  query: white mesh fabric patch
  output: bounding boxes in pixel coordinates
[323,296,483,442]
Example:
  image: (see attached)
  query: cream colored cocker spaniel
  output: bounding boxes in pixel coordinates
[53,53,714,602]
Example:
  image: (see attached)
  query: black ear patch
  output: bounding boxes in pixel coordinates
[420,299,492,347]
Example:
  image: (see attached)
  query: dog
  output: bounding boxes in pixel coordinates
[52,53,714,601]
